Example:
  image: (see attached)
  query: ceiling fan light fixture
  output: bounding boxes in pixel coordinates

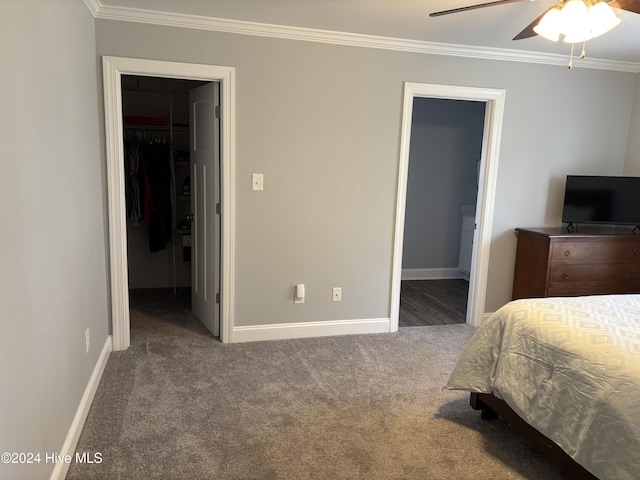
[534,0,621,44]
[585,1,621,36]
[562,4,592,43]
[533,6,564,41]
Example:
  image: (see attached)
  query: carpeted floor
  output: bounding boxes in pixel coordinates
[67,292,568,479]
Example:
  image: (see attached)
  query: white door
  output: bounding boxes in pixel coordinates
[189,82,221,336]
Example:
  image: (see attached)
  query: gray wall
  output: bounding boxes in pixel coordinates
[94,19,636,325]
[624,75,640,176]
[403,98,485,271]
[0,1,108,479]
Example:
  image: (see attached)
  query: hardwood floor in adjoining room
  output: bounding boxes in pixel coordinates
[399,279,469,327]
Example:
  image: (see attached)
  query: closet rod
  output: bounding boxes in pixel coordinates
[124,124,170,131]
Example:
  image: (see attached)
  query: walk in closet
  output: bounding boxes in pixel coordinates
[122,75,206,293]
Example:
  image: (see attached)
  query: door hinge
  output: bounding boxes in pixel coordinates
[215,105,220,118]
[215,293,220,304]
[216,202,221,214]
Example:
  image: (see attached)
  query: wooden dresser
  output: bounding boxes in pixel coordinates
[512,227,640,300]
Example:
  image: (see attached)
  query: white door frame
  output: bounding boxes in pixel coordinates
[102,56,236,349]
[390,82,506,330]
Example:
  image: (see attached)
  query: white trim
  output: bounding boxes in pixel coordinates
[102,58,130,351]
[102,56,236,349]
[50,336,112,480]
[391,83,506,330]
[87,2,640,73]
[401,268,465,280]
[81,0,100,17]
[233,318,391,343]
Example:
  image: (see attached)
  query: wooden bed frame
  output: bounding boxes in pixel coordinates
[470,392,599,480]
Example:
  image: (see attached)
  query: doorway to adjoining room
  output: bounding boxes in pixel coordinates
[399,97,486,327]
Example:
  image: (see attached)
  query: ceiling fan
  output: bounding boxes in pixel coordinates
[430,0,640,41]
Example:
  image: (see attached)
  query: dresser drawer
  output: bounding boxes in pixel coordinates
[550,241,640,262]
[547,282,640,297]
[549,263,640,283]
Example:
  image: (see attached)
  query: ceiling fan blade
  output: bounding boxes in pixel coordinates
[611,0,640,14]
[512,6,556,39]
[430,0,527,17]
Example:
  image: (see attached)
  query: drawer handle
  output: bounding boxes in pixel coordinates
[563,273,569,280]
[564,250,571,257]
[634,249,639,256]
[631,271,637,278]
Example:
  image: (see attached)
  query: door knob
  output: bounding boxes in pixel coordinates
[186,214,194,222]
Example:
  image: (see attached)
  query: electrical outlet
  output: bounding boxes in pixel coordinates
[332,287,342,302]
[294,284,305,304]
[252,173,264,191]
[85,328,90,353]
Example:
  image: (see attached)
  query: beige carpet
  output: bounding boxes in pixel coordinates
[67,291,567,479]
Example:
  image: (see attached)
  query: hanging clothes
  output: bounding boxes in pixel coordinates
[124,140,143,225]
[142,141,173,252]
[124,129,175,253]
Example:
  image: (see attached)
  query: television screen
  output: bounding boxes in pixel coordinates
[562,175,640,226]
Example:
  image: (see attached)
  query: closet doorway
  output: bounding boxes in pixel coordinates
[122,76,221,337]
[103,57,236,350]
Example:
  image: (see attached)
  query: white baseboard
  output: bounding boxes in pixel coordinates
[401,268,465,280]
[50,335,112,480]
[232,318,390,343]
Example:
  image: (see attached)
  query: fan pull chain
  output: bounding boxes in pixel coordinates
[568,43,574,69]
[580,41,586,59]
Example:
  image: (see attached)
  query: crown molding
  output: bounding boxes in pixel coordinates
[82,0,101,17]
[88,2,640,73]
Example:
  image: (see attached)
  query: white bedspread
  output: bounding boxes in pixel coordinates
[447,294,640,480]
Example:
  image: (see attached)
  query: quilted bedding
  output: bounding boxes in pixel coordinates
[447,294,640,480]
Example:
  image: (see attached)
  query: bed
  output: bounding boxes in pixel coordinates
[446,294,640,480]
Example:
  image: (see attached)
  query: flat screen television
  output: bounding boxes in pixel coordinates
[562,175,640,227]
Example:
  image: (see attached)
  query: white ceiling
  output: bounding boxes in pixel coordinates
[97,0,640,64]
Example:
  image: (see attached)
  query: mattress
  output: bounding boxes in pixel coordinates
[447,294,640,480]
